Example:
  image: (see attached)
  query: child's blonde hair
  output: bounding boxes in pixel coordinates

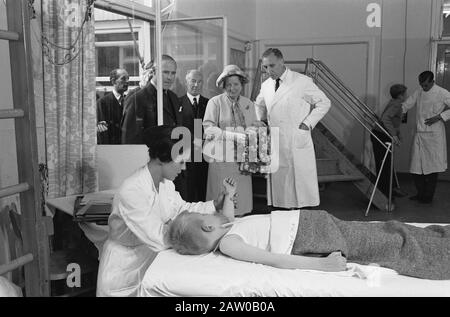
[166,211,211,255]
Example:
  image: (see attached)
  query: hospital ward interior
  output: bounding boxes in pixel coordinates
[2,0,450,297]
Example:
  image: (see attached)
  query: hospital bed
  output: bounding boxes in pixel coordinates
[140,222,450,297]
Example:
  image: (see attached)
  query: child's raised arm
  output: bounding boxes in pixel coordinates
[219,234,347,272]
[221,177,236,222]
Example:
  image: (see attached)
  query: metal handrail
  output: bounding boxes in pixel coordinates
[309,59,379,121]
[304,58,394,212]
[310,59,394,139]
[314,60,394,140]
[315,74,391,152]
[309,61,394,148]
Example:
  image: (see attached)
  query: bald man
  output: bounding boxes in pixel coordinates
[178,70,209,202]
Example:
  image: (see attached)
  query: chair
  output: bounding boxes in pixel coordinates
[4,203,98,297]
[48,209,99,297]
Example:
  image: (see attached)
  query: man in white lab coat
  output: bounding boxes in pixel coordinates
[403,71,450,203]
[255,48,331,208]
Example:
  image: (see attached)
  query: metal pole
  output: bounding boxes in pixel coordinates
[155,0,163,125]
[365,142,392,216]
[388,141,394,212]
[223,16,228,66]
[162,16,226,23]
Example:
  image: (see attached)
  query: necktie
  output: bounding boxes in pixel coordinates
[192,97,198,116]
[119,96,125,115]
[231,101,247,129]
[275,78,281,92]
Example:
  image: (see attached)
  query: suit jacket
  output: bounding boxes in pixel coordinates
[178,94,209,202]
[121,83,183,144]
[179,94,209,135]
[97,92,124,144]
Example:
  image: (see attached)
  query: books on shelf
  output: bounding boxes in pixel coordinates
[73,192,114,224]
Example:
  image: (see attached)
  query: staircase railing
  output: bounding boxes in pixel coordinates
[303,58,395,214]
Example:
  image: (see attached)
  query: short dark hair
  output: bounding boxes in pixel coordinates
[389,84,407,99]
[144,55,177,73]
[262,48,284,60]
[143,125,181,163]
[110,68,126,84]
[418,71,434,84]
[222,74,246,89]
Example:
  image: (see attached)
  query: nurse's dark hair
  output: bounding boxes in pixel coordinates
[389,84,407,99]
[418,71,434,84]
[262,48,284,60]
[143,125,181,163]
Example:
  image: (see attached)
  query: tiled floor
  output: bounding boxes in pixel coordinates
[253,173,450,224]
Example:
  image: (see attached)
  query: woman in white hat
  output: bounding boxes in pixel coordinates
[202,65,264,215]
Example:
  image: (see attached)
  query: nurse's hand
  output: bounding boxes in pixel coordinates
[299,123,310,131]
[425,114,443,126]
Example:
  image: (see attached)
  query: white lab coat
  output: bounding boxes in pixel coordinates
[96,165,216,297]
[255,68,330,208]
[402,84,450,175]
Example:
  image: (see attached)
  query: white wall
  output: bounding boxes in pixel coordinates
[173,0,257,40]
[255,0,434,172]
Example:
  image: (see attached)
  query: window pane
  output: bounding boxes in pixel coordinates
[123,61,140,77]
[95,32,139,42]
[162,20,224,99]
[97,47,120,77]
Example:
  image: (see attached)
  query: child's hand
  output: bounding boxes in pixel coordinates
[222,177,236,195]
[321,252,347,272]
[214,178,237,210]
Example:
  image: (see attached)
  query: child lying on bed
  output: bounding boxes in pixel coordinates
[166,178,450,279]
[166,177,347,273]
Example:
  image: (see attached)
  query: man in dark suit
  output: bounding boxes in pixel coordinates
[121,55,183,144]
[97,68,129,144]
[121,55,187,197]
[179,70,209,202]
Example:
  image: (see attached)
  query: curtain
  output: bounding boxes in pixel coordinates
[41,0,98,198]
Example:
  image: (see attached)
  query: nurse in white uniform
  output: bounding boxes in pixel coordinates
[97,125,227,296]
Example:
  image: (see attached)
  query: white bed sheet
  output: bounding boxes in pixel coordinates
[140,223,450,297]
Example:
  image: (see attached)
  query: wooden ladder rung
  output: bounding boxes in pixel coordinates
[0,29,20,41]
[0,182,30,199]
[0,254,34,275]
[0,109,25,119]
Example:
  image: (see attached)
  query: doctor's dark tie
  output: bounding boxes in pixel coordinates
[275,78,281,92]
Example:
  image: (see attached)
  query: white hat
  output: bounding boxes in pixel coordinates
[216,64,249,88]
